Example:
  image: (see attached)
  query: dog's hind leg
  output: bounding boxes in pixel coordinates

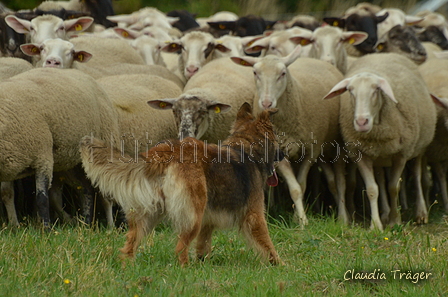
[175,217,203,266]
[196,224,215,260]
[241,207,282,265]
[120,212,164,259]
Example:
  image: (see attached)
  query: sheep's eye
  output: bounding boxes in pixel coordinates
[30,26,34,31]
[58,26,64,31]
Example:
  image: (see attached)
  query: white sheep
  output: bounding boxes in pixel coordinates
[0,67,119,227]
[5,14,94,44]
[20,38,92,68]
[288,26,368,74]
[70,36,145,67]
[0,57,33,80]
[161,31,216,82]
[419,58,448,212]
[375,8,424,43]
[232,46,349,226]
[107,7,178,31]
[323,53,437,229]
[147,57,254,142]
[245,27,309,58]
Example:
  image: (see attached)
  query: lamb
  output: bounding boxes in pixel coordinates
[5,14,94,44]
[418,58,448,212]
[232,45,349,225]
[147,57,255,143]
[323,53,437,230]
[0,67,119,227]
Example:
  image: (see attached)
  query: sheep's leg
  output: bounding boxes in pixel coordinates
[319,160,349,224]
[49,175,73,223]
[433,161,448,213]
[387,156,407,226]
[410,156,428,224]
[421,159,432,209]
[35,174,52,228]
[375,167,390,226]
[276,159,308,226]
[196,224,215,260]
[1,181,19,227]
[100,194,115,228]
[345,163,357,219]
[399,170,409,210]
[356,157,383,230]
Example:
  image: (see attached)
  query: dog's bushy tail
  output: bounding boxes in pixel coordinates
[79,136,162,215]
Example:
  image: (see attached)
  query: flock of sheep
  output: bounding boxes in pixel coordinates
[0,1,447,233]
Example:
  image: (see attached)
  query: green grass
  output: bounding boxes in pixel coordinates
[1,208,448,297]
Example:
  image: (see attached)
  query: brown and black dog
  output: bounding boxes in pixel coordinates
[79,103,282,265]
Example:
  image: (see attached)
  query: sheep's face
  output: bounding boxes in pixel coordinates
[253,58,288,110]
[347,73,397,133]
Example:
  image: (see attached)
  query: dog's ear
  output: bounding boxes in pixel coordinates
[236,102,254,121]
[258,107,278,123]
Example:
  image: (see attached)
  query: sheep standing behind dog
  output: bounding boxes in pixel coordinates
[80,103,282,266]
[324,53,437,230]
[232,46,348,226]
[0,68,119,227]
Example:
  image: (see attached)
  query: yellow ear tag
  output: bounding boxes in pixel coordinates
[219,24,226,30]
[31,46,38,53]
[240,60,250,66]
[78,53,84,61]
[246,40,254,47]
[122,31,129,37]
[214,106,221,113]
[159,102,167,108]
[377,44,384,51]
[171,43,178,48]
[75,24,83,31]
[349,38,355,45]
[300,39,308,46]
[333,21,339,27]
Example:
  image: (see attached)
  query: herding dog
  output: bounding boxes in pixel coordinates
[79,103,282,265]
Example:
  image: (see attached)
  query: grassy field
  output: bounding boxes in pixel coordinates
[1,206,447,297]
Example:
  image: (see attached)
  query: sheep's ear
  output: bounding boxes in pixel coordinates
[323,78,351,99]
[161,42,183,53]
[404,15,424,26]
[20,43,41,56]
[214,42,231,53]
[289,30,313,46]
[5,15,31,33]
[245,37,270,53]
[231,56,259,67]
[434,51,448,59]
[74,51,92,63]
[147,99,176,110]
[114,27,140,39]
[281,45,302,67]
[107,14,137,25]
[378,78,397,103]
[376,12,389,24]
[64,17,94,33]
[207,102,231,114]
[431,94,448,109]
[342,31,368,45]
